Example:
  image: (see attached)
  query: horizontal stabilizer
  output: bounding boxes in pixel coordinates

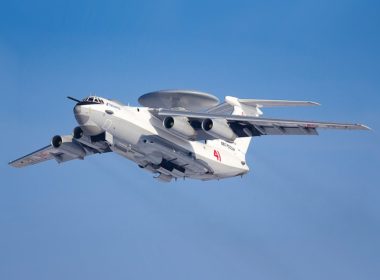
[226,96,320,108]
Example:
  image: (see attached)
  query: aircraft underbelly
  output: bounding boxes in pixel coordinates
[102,112,247,180]
[102,115,207,179]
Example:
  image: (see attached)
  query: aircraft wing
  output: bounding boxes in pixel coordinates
[9,134,111,168]
[9,145,57,167]
[156,109,370,138]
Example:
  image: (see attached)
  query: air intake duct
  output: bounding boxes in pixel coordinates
[51,135,86,158]
[163,116,196,140]
[201,118,237,142]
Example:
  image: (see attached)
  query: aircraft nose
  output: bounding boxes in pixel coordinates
[73,105,90,125]
[73,104,81,114]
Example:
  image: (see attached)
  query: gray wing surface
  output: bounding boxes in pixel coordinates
[9,134,111,168]
[156,109,369,138]
[9,145,56,167]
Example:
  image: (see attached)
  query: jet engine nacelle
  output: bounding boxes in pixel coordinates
[163,116,196,139]
[51,135,86,158]
[201,118,237,142]
[73,126,84,139]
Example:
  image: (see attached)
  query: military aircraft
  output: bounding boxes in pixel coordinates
[9,90,369,182]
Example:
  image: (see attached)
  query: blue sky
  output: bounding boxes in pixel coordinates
[1,1,379,279]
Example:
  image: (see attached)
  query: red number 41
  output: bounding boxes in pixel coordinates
[213,150,221,162]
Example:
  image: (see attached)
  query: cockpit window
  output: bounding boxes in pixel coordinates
[81,96,104,104]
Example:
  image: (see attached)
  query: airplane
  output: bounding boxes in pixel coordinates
[9,90,370,182]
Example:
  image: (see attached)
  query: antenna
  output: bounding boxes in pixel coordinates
[67,96,81,103]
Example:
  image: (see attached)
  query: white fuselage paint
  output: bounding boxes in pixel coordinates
[76,98,249,180]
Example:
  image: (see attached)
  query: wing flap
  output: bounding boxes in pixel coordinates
[255,125,318,135]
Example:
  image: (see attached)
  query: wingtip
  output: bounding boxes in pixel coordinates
[8,161,17,168]
[358,124,371,130]
[309,101,321,106]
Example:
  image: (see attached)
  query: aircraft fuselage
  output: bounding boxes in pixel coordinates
[74,98,249,181]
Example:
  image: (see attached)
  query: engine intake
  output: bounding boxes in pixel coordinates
[201,118,237,142]
[52,135,63,148]
[73,126,84,139]
[163,116,196,139]
[51,135,86,158]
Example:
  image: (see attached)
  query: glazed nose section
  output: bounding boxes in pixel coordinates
[73,105,90,125]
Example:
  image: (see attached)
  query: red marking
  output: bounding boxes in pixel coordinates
[213,149,221,162]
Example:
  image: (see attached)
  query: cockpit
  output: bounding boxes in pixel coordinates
[82,96,104,104]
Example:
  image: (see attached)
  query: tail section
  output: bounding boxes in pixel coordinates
[234,137,252,154]
[224,96,319,154]
[231,103,252,154]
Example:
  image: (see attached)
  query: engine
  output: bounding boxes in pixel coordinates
[201,118,237,142]
[163,116,196,139]
[73,126,84,139]
[51,135,86,158]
